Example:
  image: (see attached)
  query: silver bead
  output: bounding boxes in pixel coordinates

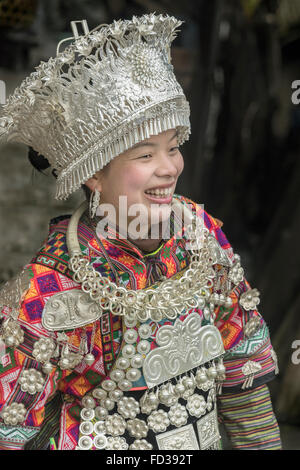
[118,379,132,392]
[182,376,195,389]
[80,408,95,421]
[42,362,53,375]
[130,354,144,369]
[138,324,151,339]
[122,344,136,359]
[93,434,107,450]
[174,383,185,396]
[81,396,96,409]
[101,379,116,392]
[207,365,217,380]
[126,368,141,382]
[78,435,93,450]
[124,329,138,344]
[116,357,130,370]
[195,369,208,385]
[93,420,105,435]
[84,353,95,366]
[92,388,107,400]
[109,389,123,401]
[79,421,93,435]
[95,406,108,420]
[137,340,150,355]
[110,369,125,382]
[100,398,115,411]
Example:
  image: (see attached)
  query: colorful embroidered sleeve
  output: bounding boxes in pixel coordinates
[217,384,282,449]
[0,262,105,450]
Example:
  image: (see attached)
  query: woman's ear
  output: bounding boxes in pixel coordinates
[84,171,103,192]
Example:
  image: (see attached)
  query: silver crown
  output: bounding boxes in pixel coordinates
[0,14,190,200]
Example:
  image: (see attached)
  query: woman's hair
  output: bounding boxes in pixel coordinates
[28,146,92,200]
[28,146,58,178]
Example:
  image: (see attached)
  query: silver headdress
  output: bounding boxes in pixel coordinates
[0,14,190,200]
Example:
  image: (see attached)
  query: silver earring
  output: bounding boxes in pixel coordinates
[89,189,101,218]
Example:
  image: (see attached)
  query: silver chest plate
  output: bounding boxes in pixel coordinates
[142,312,225,389]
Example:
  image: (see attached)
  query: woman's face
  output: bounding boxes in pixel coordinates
[85,128,184,238]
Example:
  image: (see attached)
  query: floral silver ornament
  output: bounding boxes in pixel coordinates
[58,349,83,370]
[129,439,153,450]
[239,288,260,311]
[147,409,170,433]
[168,403,188,427]
[105,413,126,437]
[126,418,149,438]
[186,394,207,418]
[117,396,140,419]
[1,402,26,425]
[32,337,56,363]
[19,369,45,395]
[130,44,168,88]
[106,436,128,450]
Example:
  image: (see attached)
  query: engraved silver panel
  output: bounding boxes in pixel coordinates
[196,410,220,450]
[156,424,199,450]
[143,312,225,389]
[42,290,103,330]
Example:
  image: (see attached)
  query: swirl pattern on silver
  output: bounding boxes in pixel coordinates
[143,312,224,388]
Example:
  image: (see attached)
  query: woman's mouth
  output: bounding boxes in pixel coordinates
[144,186,173,203]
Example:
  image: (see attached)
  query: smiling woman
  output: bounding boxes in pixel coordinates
[0,14,281,451]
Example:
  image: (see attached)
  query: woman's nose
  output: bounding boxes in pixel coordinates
[155,152,179,177]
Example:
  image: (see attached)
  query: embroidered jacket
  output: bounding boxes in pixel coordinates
[0,195,281,450]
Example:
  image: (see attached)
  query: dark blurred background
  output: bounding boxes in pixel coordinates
[0,0,299,449]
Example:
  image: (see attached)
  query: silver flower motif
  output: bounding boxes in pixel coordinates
[19,369,45,395]
[168,403,188,427]
[109,20,125,38]
[106,436,128,450]
[117,396,140,419]
[127,418,148,439]
[147,409,170,433]
[130,44,166,88]
[1,402,26,425]
[239,288,260,311]
[129,439,153,450]
[105,413,126,437]
[186,394,207,418]
[75,38,93,56]
[32,337,56,363]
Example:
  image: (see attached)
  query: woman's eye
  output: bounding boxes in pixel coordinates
[139,154,151,159]
[170,146,179,153]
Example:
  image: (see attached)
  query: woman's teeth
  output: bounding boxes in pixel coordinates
[145,187,173,197]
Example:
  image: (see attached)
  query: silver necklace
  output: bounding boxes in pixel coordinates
[66,199,232,323]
